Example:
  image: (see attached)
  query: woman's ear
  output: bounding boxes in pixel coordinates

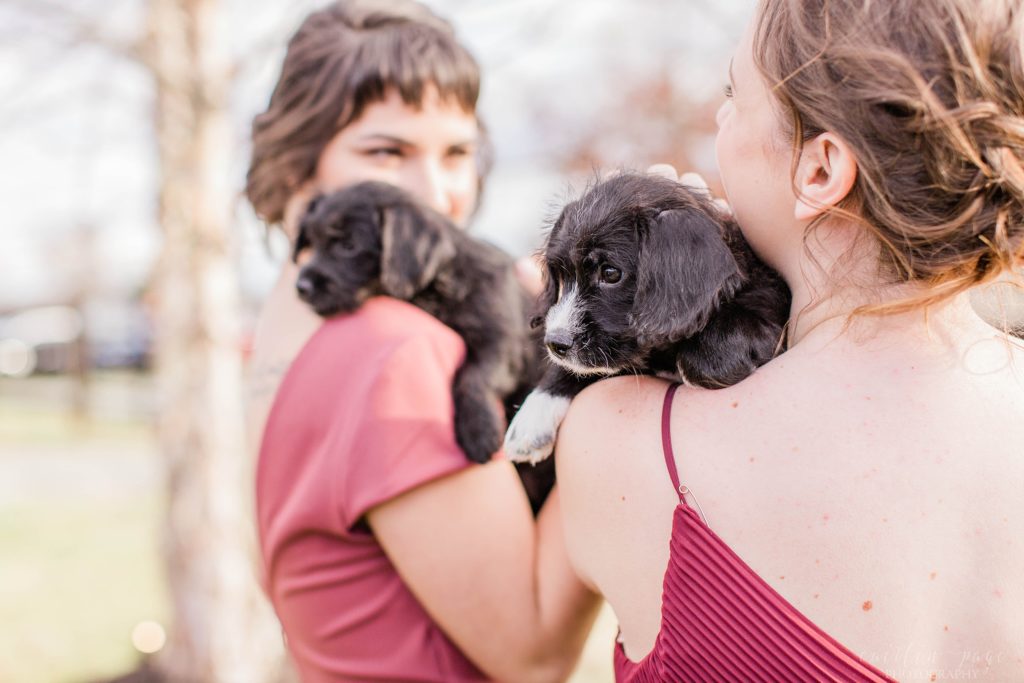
[284,179,321,241]
[793,132,858,221]
[291,194,325,264]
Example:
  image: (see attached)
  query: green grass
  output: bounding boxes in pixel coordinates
[0,489,619,683]
[0,372,154,447]
[0,374,616,682]
[0,497,168,683]
[0,406,149,445]
[0,373,167,682]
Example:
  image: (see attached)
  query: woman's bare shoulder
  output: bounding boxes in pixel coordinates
[553,371,781,591]
[556,359,795,459]
[554,362,801,526]
[556,375,672,472]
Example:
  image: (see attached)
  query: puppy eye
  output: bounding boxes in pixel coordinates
[331,235,357,254]
[599,264,622,285]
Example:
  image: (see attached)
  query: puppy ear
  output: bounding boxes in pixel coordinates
[292,195,323,263]
[379,204,456,299]
[630,208,743,346]
[532,213,568,327]
[531,261,558,328]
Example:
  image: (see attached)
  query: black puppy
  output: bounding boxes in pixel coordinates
[504,172,791,464]
[294,181,542,466]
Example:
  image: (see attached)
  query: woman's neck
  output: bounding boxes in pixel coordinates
[776,220,998,352]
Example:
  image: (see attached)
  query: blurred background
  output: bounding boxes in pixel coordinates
[1,0,1021,681]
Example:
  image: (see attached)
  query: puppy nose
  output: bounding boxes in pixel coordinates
[545,332,574,358]
[296,275,315,300]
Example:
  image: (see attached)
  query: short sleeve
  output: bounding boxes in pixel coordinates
[334,328,473,530]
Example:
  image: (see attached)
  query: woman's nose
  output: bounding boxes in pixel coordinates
[405,160,453,218]
[715,101,728,128]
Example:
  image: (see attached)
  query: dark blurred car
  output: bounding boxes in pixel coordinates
[0,302,151,377]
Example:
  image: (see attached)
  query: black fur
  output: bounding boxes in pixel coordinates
[505,172,791,463]
[293,181,544,471]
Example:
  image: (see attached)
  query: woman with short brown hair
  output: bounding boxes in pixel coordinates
[245,3,600,681]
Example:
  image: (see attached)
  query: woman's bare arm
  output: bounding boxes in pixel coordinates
[367,461,602,683]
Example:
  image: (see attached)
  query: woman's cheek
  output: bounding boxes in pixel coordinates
[450,169,480,226]
[714,136,733,202]
[714,100,730,129]
[449,191,475,227]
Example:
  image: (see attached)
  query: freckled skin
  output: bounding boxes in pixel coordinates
[559,16,1024,673]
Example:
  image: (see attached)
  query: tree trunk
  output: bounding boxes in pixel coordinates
[145,0,284,679]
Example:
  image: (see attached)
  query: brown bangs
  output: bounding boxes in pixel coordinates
[246,1,483,227]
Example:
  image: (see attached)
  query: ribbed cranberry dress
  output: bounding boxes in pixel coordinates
[613,383,899,683]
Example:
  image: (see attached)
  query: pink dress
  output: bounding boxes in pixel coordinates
[256,297,490,682]
[614,383,899,683]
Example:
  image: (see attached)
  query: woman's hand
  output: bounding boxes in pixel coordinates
[646,164,733,216]
[515,255,544,296]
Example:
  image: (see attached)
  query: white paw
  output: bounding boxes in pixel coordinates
[503,391,571,464]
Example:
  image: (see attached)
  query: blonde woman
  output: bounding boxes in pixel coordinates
[556,1,1024,680]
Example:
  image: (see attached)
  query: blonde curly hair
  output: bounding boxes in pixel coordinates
[754,0,1024,320]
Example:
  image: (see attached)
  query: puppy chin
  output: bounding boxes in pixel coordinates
[546,351,620,377]
[303,290,362,318]
[308,298,347,317]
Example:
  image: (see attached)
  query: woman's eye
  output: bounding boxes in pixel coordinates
[723,83,734,99]
[599,264,622,285]
[366,147,402,158]
[444,146,476,170]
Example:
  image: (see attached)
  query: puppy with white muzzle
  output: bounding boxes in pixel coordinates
[504,172,791,464]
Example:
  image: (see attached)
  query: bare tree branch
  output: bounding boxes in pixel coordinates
[0,45,147,131]
[0,0,149,66]
[227,28,285,82]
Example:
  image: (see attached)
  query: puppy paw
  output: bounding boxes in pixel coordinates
[455,399,504,464]
[503,391,571,465]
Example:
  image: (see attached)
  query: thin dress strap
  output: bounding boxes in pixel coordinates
[661,382,683,502]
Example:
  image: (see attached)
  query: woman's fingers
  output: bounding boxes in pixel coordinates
[713,197,734,217]
[646,164,680,182]
[646,165,733,217]
[678,172,711,195]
